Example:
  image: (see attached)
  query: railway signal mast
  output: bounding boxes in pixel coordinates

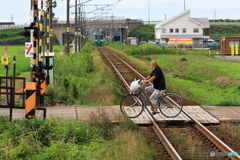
[19,0,55,118]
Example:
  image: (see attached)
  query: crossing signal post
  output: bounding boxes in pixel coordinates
[19,0,50,118]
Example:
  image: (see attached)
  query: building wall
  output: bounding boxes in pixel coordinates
[155,12,204,42]
[221,37,240,54]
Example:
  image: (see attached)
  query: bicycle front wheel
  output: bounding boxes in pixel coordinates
[120,94,144,118]
[158,93,183,118]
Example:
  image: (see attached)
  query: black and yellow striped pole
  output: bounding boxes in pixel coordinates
[49,0,53,52]
[39,0,46,106]
[46,0,50,57]
[74,0,77,52]
[25,0,38,118]
[39,0,44,61]
[44,0,53,84]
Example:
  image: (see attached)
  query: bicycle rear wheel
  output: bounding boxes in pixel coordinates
[120,94,144,118]
[158,93,183,118]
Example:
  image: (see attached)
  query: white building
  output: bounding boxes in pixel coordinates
[155,10,209,44]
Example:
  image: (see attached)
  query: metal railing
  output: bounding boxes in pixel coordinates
[210,22,240,26]
[54,19,142,25]
[0,25,28,30]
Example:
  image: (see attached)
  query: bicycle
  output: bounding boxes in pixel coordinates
[120,80,183,118]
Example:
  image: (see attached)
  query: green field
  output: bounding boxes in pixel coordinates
[0,45,65,77]
[0,46,30,77]
[157,54,240,105]
[2,43,240,106]
[109,43,240,106]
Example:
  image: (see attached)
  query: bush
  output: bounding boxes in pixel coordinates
[47,41,95,104]
[0,114,152,160]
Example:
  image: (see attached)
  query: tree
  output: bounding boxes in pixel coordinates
[128,24,155,42]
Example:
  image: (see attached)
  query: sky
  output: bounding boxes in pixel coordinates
[0,0,240,25]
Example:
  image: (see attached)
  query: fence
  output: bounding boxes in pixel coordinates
[210,22,240,26]
[156,42,221,50]
[54,18,142,25]
[0,25,28,30]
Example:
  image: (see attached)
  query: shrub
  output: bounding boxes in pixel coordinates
[47,41,95,104]
[0,114,153,160]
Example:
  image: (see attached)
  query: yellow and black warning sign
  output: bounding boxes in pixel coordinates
[1,56,9,66]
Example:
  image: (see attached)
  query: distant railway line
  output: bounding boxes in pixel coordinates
[98,46,240,160]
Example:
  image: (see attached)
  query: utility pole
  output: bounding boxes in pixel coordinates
[80,4,83,49]
[148,0,150,25]
[112,13,114,42]
[66,0,70,53]
[78,5,81,51]
[49,0,53,52]
[74,0,77,52]
[83,7,87,46]
[184,0,185,11]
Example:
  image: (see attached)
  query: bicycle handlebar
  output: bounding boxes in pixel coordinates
[138,79,147,87]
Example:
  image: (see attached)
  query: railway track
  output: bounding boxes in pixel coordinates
[98,46,240,160]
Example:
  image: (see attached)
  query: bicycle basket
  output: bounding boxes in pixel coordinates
[130,79,141,92]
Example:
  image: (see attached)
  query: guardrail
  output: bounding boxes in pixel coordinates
[210,22,240,26]
[0,25,28,30]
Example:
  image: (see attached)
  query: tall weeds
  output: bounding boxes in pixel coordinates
[109,43,207,56]
[47,42,95,104]
[0,114,154,160]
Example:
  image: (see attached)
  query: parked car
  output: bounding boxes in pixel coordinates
[148,41,155,44]
[140,41,146,44]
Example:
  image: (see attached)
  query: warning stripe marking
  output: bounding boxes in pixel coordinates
[26,44,33,55]
[25,90,36,115]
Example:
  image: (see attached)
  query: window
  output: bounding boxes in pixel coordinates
[162,28,166,33]
[169,28,173,33]
[193,28,199,33]
[229,41,240,47]
[175,28,179,33]
[182,28,186,33]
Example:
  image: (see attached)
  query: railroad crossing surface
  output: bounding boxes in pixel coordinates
[1,105,240,124]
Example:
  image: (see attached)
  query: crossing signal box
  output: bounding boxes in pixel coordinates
[19,27,44,38]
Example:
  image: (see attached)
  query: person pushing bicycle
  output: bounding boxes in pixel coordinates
[143,61,166,115]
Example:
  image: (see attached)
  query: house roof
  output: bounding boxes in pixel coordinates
[155,10,209,29]
[155,10,190,28]
[190,18,209,28]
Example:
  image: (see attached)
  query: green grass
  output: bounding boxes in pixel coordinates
[156,54,240,105]
[0,45,25,57]
[0,113,155,160]
[47,42,122,105]
[109,43,207,56]
[0,28,29,45]
[47,42,95,104]
[83,49,122,105]
[109,44,240,106]
[53,45,65,53]
[0,45,65,77]
[0,46,30,77]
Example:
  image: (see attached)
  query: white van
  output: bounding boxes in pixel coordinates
[203,39,215,43]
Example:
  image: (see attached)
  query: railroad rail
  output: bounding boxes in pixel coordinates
[98,46,240,160]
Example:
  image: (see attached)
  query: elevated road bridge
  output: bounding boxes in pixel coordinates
[53,17,143,45]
